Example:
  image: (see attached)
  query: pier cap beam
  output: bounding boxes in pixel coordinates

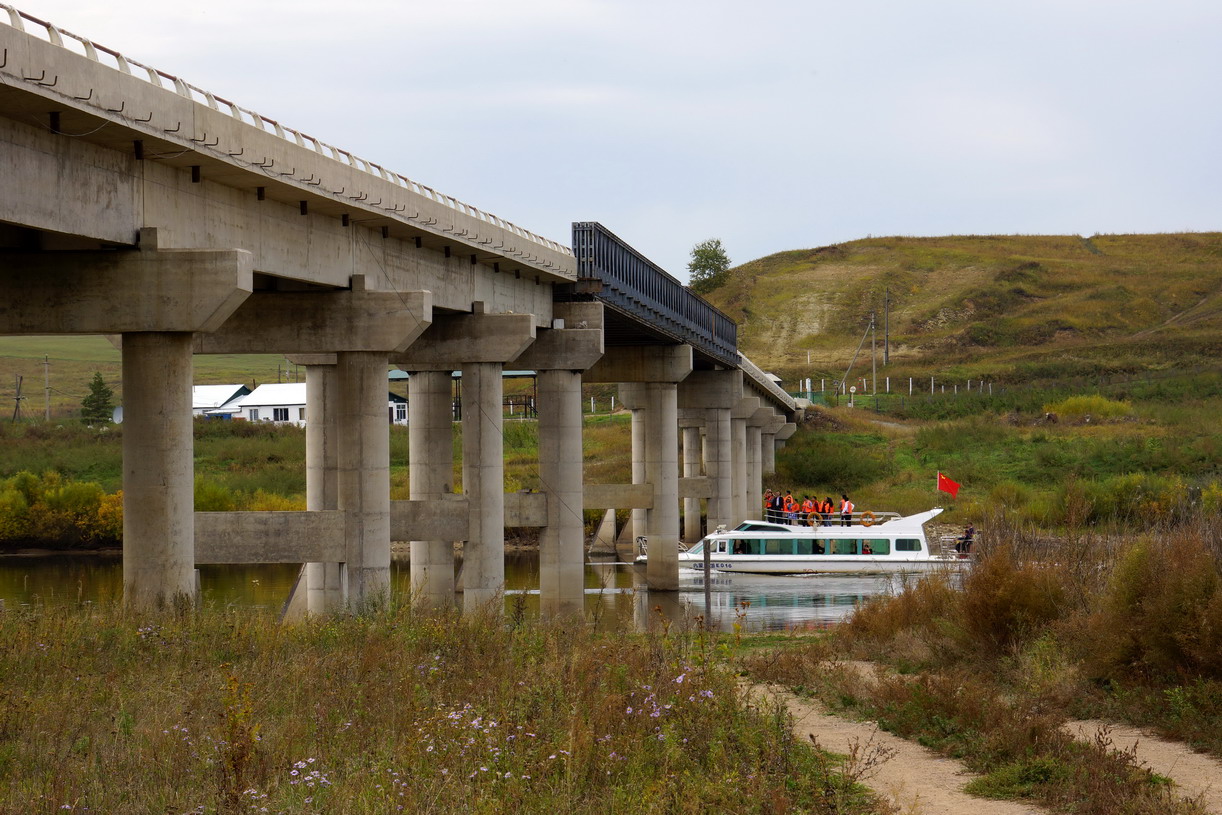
[678,369,744,410]
[194,283,432,355]
[0,244,252,334]
[393,312,536,369]
[584,345,692,384]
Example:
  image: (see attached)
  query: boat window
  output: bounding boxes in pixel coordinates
[795,538,819,555]
[896,538,922,552]
[765,539,790,555]
[732,539,762,555]
[713,539,728,555]
[863,539,890,555]
[688,541,704,555]
[829,538,858,555]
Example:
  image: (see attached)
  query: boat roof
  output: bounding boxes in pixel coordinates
[718,508,944,536]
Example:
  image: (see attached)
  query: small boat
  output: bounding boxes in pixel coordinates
[643,508,969,575]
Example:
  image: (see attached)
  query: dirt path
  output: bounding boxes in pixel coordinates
[752,685,1044,815]
[829,662,1222,812]
[1065,719,1222,813]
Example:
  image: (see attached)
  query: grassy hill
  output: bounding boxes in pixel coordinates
[705,233,1222,385]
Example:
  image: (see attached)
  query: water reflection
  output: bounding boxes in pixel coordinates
[0,554,900,631]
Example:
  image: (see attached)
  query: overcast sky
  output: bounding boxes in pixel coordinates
[10,0,1221,280]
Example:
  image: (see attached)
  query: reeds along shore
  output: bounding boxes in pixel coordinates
[746,512,1222,814]
[0,602,885,815]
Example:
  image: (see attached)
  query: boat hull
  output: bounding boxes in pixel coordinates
[675,555,966,575]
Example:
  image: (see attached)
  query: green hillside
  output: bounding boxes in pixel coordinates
[705,233,1222,384]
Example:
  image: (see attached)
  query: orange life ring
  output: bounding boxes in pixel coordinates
[807,510,822,523]
[860,510,876,527]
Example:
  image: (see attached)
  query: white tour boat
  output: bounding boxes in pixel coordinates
[657,508,967,575]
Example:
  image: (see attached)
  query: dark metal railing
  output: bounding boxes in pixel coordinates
[571,222,737,366]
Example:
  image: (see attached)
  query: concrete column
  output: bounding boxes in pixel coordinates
[629,395,646,548]
[306,363,343,613]
[746,423,763,519]
[537,369,585,617]
[409,370,455,609]
[336,351,391,608]
[731,414,748,525]
[762,431,778,476]
[643,381,680,591]
[122,332,196,607]
[704,407,734,530]
[682,424,702,544]
[461,361,505,612]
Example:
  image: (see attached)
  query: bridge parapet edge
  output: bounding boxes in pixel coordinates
[0,5,575,277]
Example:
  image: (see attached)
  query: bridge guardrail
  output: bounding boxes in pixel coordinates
[739,353,797,412]
[572,222,738,368]
[0,4,573,263]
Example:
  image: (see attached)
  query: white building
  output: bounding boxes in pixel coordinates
[191,384,251,417]
[219,383,408,427]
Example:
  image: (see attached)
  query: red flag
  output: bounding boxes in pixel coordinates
[937,471,961,498]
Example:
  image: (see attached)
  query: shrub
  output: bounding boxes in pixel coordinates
[1043,394,1132,420]
[1089,535,1222,681]
[957,546,1068,658]
[776,433,891,491]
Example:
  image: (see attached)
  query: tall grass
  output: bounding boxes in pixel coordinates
[0,603,881,814]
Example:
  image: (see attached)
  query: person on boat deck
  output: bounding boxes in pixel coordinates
[801,495,817,526]
[783,492,799,522]
[763,489,774,521]
[769,490,785,522]
[840,494,855,527]
[955,522,975,554]
[821,496,835,527]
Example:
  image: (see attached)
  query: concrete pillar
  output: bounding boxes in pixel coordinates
[408,370,455,609]
[746,423,763,519]
[461,362,504,612]
[305,363,343,613]
[762,430,778,476]
[643,381,680,591]
[537,369,585,617]
[704,407,733,530]
[682,424,702,544]
[731,414,748,525]
[122,332,196,607]
[629,397,646,549]
[336,351,391,608]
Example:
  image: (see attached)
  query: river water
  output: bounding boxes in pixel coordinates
[0,553,899,632]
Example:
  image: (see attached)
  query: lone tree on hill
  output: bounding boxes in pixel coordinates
[687,238,730,295]
[80,372,114,425]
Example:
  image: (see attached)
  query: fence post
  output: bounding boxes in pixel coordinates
[930,376,934,394]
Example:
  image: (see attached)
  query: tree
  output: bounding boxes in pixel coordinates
[80,372,114,425]
[687,238,731,295]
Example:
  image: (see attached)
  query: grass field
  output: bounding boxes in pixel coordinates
[0,335,293,420]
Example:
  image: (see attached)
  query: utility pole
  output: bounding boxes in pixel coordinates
[884,288,890,366]
[11,375,24,423]
[44,355,50,421]
[871,312,878,411]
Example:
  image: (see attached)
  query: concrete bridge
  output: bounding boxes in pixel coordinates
[0,6,799,615]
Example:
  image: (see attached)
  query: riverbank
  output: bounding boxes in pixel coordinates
[742,513,1222,813]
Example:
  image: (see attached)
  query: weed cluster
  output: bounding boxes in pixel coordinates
[0,602,882,814]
